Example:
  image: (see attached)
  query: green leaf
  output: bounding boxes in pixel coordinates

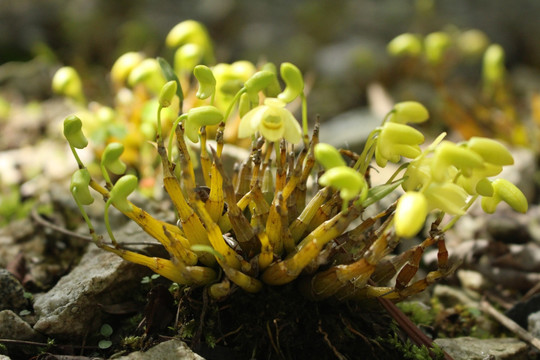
[100,323,113,337]
[190,244,225,261]
[361,179,405,208]
[158,57,183,102]
[98,339,113,349]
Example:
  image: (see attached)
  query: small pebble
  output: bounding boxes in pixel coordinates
[0,268,27,311]
[0,310,38,340]
[528,310,540,338]
[457,269,487,291]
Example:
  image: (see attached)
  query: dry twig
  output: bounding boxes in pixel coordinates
[31,207,161,247]
[480,299,540,351]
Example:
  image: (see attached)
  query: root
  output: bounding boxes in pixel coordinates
[318,319,347,360]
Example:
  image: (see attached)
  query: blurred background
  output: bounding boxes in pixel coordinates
[2,0,540,119]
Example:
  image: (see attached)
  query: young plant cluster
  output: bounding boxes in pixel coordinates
[387,28,529,146]
[62,21,527,306]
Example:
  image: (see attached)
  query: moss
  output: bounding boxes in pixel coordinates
[378,325,445,360]
[397,301,436,326]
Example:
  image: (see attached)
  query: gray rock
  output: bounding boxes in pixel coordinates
[434,337,528,360]
[0,218,35,242]
[32,227,151,340]
[0,310,39,340]
[495,242,540,273]
[115,339,204,360]
[0,268,27,311]
[318,108,381,151]
[0,355,12,360]
[486,214,530,244]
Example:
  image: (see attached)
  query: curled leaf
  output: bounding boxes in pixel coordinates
[483,44,506,85]
[244,71,275,97]
[467,137,513,166]
[174,43,203,74]
[277,62,304,103]
[314,143,346,170]
[482,178,528,214]
[390,101,429,124]
[52,66,84,102]
[70,169,94,205]
[424,32,451,65]
[375,122,424,167]
[319,167,367,202]
[63,115,88,149]
[260,62,282,97]
[387,33,423,57]
[102,143,127,175]
[193,65,216,100]
[185,106,224,143]
[110,175,138,213]
[111,52,144,85]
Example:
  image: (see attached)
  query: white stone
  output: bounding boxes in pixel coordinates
[115,339,204,360]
